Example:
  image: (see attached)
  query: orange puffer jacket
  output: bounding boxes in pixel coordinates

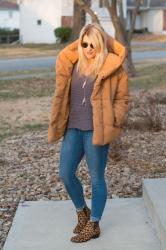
[48,36,129,145]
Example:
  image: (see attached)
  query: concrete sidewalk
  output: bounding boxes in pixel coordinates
[3,196,161,249]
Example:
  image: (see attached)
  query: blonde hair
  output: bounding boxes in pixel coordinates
[77,23,108,79]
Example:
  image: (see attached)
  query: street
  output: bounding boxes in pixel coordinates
[0,50,166,72]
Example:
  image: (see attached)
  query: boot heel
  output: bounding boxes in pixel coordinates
[92,233,100,238]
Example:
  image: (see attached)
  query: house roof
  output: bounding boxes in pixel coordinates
[127,0,166,9]
[0,1,19,10]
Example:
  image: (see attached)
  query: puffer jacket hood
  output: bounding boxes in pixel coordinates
[56,35,126,81]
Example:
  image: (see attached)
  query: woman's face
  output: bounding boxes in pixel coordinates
[81,34,97,61]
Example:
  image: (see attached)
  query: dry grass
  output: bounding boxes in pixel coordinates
[0,67,54,78]
[132,33,166,42]
[0,62,166,142]
[0,76,54,100]
[125,91,165,131]
[129,63,166,90]
[131,46,166,51]
[134,58,166,69]
[0,96,51,143]
[0,62,165,101]
[0,43,67,59]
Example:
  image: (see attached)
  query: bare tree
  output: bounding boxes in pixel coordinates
[75,0,142,77]
[71,0,86,40]
[105,0,141,76]
[104,0,138,76]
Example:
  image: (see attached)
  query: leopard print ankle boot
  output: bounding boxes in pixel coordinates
[71,220,100,243]
[73,206,91,234]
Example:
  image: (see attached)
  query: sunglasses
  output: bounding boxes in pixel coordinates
[81,42,94,49]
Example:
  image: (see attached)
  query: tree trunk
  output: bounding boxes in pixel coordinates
[71,0,86,41]
[105,0,139,77]
[75,0,100,23]
[125,39,136,76]
[128,0,142,41]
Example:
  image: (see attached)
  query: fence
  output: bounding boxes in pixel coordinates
[0,34,19,44]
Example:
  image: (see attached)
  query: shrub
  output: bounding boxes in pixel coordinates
[125,91,164,131]
[0,28,19,35]
[54,27,72,43]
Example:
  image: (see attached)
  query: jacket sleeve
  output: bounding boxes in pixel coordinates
[106,34,127,65]
[113,66,129,127]
[49,52,65,126]
[47,56,61,144]
[47,51,69,144]
[48,40,78,144]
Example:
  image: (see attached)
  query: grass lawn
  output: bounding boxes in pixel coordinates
[129,63,166,90]
[0,42,68,59]
[0,67,54,78]
[0,63,165,101]
[132,33,166,42]
[0,76,54,100]
[0,62,165,143]
[131,46,166,51]
[0,123,48,143]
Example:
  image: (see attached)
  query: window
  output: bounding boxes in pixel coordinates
[37,19,42,25]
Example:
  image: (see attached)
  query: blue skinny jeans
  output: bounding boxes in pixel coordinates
[59,128,110,222]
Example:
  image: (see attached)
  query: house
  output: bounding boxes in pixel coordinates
[18,0,126,44]
[0,0,19,30]
[18,0,62,44]
[127,0,166,34]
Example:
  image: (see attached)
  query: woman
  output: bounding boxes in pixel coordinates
[48,23,129,243]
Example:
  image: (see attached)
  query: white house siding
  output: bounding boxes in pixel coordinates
[135,13,142,30]
[134,11,148,30]
[0,9,19,29]
[61,0,73,16]
[19,0,62,43]
[147,10,163,33]
[141,11,148,30]
[127,9,164,33]
[127,10,144,30]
